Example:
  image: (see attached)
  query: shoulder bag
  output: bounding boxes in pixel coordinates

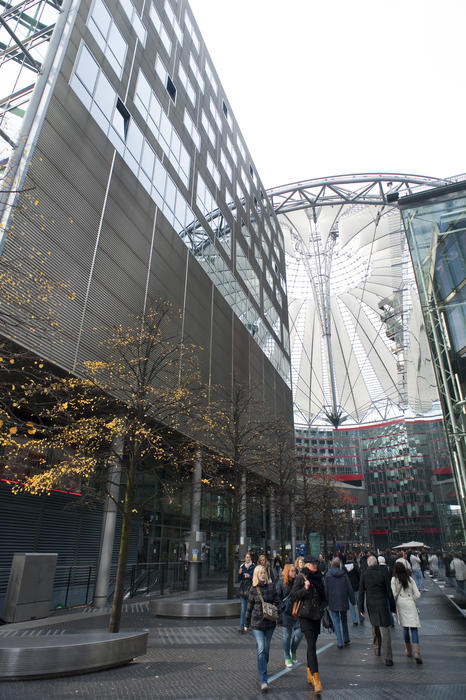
[256,586,278,622]
[291,599,302,620]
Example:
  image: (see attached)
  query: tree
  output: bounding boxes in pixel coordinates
[300,470,353,558]
[202,382,275,599]
[0,300,207,632]
[268,420,297,560]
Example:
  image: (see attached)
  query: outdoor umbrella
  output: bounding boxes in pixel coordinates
[393,541,430,549]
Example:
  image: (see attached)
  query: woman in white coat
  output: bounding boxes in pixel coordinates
[391,562,422,664]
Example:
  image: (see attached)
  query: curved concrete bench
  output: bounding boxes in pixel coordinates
[150,597,240,618]
[0,630,148,680]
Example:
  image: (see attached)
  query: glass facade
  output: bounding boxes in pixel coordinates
[400,183,466,539]
[296,415,458,548]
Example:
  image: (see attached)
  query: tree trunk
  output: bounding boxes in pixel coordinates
[227,495,239,599]
[108,453,136,633]
[280,496,286,560]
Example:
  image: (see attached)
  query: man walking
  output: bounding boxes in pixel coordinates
[359,555,396,667]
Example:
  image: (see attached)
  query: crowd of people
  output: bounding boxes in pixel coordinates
[238,547,466,693]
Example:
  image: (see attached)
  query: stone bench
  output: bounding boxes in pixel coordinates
[150,597,240,618]
[0,630,148,680]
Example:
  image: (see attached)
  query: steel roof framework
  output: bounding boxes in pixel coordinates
[268,174,450,427]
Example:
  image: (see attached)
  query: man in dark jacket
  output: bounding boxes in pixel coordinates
[359,555,396,666]
[324,558,355,648]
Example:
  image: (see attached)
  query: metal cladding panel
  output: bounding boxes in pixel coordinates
[183,259,212,384]
[248,336,264,396]
[210,290,232,391]
[146,216,188,311]
[233,315,250,387]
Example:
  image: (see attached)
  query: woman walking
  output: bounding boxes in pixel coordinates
[257,554,277,584]
[238,552,255,632]
[391,561,423,663]
[291,557,326,692]
[277,564,303,667]
[244,564,280,692]
[345,554,362,625]
[295,556,305,574]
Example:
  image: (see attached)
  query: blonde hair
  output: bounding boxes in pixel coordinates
[295,556,305,568]
[252,564,271,586]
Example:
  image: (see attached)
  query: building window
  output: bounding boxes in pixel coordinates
[118,0,146,46]
[149,3,172,55]
[201,110,216,148]
[189,52,204,92]
[183,109,200,150]
[205,60,218,95]
[177,63,196,106]
[164,0,183,44]
[166,75,176,102]
[206,152,221,189]
[87,0,127,79]
[184,11,200,52]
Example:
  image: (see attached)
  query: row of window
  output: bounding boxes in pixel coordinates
[69,43,290,386]
[86,0,287,293]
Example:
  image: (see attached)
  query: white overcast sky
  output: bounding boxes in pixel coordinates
[189,0,465,190]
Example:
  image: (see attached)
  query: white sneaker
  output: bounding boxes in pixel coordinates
[260,683,268,692]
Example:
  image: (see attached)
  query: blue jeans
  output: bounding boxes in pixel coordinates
[348,590,361,624]
[456,579,465,593]
[413,569,424,592]
[239,596,248,629]
[403,626,419,644]
[330,610,349,646]
[252,628,274,684]
[281,615,303,659]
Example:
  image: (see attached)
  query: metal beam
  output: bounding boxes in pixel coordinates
[0,13,41,70]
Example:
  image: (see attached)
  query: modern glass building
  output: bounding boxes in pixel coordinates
[268,174,462,547]
[399,181,466,537]
[0,0,293,607]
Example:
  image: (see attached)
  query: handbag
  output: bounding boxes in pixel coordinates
[256,587,278,622]
[321,607,334,632]
[239,578,252,598]
[291,599,302,620]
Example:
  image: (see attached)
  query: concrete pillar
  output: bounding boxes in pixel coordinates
[188,451,202,593]
[269,488,278,557]
[290,492,297,562]
[238,470,247,557]
[94,442,122,608]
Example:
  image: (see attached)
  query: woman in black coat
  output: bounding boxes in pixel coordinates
[291,557,326,692]
[359,555,396,666]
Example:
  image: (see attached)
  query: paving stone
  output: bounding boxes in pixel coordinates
[0,579,464,698]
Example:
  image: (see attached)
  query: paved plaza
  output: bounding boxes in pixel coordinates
[1,578,465,699]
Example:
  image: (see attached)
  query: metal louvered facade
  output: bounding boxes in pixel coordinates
[0,0,293,599]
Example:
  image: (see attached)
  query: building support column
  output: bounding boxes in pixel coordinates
[188,451,202,593]
[94,440,122,608]
[238,470,247,557]
[269,488,278,557]
[290,492,297,562]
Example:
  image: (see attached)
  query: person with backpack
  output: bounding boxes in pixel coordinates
[238,551,255,633]
[277,564,303,667]
[290,557,327,692]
